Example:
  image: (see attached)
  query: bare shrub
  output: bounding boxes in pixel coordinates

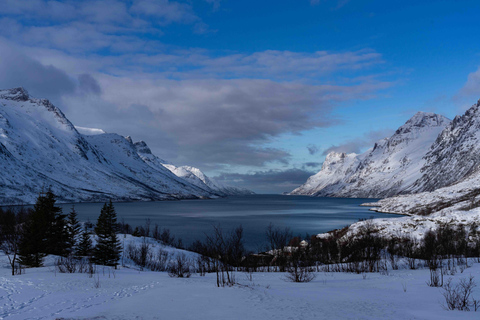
[125,240,153,270]
[148,247,170,272]
[442,276,477,311]
[285,265,315,283]
[55,256,91,274]
[168,254,192,278]
[205,225,245,287]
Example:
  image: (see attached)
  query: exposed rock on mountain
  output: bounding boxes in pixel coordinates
[134,142,254,196]
[0,88,252,204]
[291,112,451,198]
[408,99,480,193]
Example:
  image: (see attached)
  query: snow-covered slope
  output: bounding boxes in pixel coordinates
[362,165,480,216]
[164,164,254,196]
[134,141,253,196]
[291,112,451,198]
[4,236,480,320]
[290,152,360,196]
[361,99,480,215]
[0,88,226,204]
[409,99,480,193]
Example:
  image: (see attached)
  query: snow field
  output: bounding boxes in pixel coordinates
[1,235,480,319]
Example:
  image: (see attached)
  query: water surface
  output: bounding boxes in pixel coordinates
[59,195,393,251]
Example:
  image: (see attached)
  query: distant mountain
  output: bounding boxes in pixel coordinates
[134,141,254,196]
[291,112,451,198]
[0,88,252,204]
[365,99,480,214]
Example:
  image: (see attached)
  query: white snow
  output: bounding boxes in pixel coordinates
[332,207,480,244]
[75,126,106,135]
[291,112,451,198]
[0,87,252,204]
[1,236,480,320]
[161,164,254,196]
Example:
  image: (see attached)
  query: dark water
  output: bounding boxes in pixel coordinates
[59,195,393,251]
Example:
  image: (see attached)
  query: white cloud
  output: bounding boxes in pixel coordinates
[322,128,393,155]
[458,66,480,98]
[0,1,393,170]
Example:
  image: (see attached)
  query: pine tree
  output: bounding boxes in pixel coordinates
[18,190,67,266]
[66,205,81,255]
[92,201,122,268]
[76,228,93,258]
[43,191,69,256]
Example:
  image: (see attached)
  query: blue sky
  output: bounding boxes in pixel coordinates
[1,0,480,193]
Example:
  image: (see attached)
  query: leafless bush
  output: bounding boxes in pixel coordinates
[442,276,477,311]
[168,254,192,278]
[285,265,316,283]
[125,240,154,270]
[55,256,91,274]
[147,247,170,272]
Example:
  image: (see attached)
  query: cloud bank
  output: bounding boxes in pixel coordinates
[0,0,394,192]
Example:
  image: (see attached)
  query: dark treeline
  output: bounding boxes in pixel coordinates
[182,219,480,284]
[3,191,480,289]
[0,191,121,275]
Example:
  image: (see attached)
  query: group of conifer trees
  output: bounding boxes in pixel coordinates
[0,191,122,275]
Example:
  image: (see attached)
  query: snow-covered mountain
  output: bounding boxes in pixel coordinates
[0,88,251,204]
[134,141,254,196]
[291,112,451,198]
[363,99,480,214]
[408,99,480,193]
[290,152,360,196]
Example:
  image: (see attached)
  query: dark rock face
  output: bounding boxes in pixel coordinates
[291,111,453,198]
[410,99,480,193]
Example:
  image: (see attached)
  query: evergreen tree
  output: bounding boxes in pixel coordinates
[76,228,93,258]
[66,205,81,255]
[92,201,122,268]
[43,191,69,256]
[18,190,68,266]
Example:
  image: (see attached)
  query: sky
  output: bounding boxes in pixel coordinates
[1,0,480,193]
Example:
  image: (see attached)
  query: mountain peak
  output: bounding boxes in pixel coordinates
[134,140,152,155]
[0,87,30,101]
[323,151,356,165]
[395,112,450,135]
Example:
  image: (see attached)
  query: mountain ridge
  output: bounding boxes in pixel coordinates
[290,111,452,198]
[0,87,252,204]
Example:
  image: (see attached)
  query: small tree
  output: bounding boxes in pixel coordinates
[285,241,316,283]
[0,208,28,275]
[66,205,81,255]
[76,229,93,258]
[265,223,292,271]
[18,190,67,267]
[92,201,122,268]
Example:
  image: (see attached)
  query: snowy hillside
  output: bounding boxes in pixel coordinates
[361,166,480,216]
[291,112,450,198]
[290,152,360,196]
[0,87,251,204]
[360,99,480,216]
[409,99,480,193]
[2,235,480,319]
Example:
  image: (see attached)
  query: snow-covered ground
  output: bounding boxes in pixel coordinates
[333,208,480,243]
[1,236,480,319]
